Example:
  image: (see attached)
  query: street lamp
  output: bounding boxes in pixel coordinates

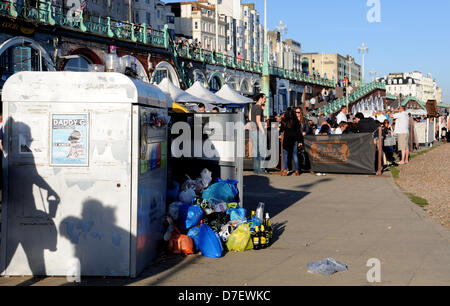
[276,20,287,69]
[346,56,354,84]
[358,42,369,84]
[215,0,219,52]
[262,0,271,117]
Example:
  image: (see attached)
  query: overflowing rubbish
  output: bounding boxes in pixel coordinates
[164,169,273,258]
[307,258,348,275]
[168,226,195,256]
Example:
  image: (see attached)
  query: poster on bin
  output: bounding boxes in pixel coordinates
[51,114,89,166]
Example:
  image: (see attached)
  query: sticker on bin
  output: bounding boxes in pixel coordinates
[51,114,89,166]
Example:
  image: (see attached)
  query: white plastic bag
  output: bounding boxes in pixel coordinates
[307,258,348,275]
[200,168,212,189]
[255,202,265,223]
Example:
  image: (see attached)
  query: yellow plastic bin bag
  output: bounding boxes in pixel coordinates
[226,224,254,252]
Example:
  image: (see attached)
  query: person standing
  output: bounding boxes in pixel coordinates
[280,108,303,176]
[393,106,410,165]
[295,107,312,136]
[250,93,267,174]
[336,106,348,125]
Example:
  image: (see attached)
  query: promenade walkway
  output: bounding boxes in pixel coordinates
[1,167,449,286]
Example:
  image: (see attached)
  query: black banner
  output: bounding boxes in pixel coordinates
[304,133,376,175]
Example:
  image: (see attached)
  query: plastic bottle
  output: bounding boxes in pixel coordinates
[255,202,265,223]
[252,226,260,250]
[265,213,273,244]
[260,225,267,249]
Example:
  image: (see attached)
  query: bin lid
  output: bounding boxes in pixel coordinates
[2,72,169,108]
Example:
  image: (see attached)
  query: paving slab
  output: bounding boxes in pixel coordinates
[0,172,449,286]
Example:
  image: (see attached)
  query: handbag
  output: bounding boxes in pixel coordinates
[384,134,396,147]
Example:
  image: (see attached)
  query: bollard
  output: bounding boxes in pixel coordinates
[377,127,382,176]
[280,132,284,175]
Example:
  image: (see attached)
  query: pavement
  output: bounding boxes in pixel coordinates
[1,170,449,286]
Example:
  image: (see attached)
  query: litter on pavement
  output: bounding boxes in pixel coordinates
[164,169,273,258]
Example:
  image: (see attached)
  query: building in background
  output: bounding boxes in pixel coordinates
[167,0,264,61]
[436,87,442,104]
[284,39,302,72]
[301,53,361,84]
[168,1,226,51]
[239,3,263,63]
[378,72,438,102]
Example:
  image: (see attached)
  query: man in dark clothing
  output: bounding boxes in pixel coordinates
[250,93,267,174]
[354,112,380,134]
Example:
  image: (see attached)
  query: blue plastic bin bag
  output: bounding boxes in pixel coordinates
[202,182,237,203]
[186,205,204,230]
[179,204,204,231]
[198,224,223,258]
[227,208,247,222]
[187,226,201,251]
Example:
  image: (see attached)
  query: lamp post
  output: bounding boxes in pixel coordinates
[276,20,287,69]
[358,42,369,85]
[262,0,271,117]
[346,56,353,84]
[215,0,219,52]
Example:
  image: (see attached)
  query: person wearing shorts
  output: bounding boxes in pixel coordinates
[393,106,410,165]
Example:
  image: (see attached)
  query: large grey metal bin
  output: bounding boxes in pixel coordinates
[1,72,169,277]
[169,112,244,204]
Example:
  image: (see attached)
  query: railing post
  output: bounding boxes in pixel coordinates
[79,10,87,32]
[9,0,18,17]
[377,127,383,176]
[46,0,55,25]
[106,17,114,37]
[163,24,170,49]
[141,23,148,44]
[130,23,137,42]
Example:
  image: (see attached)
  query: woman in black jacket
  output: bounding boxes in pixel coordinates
[280,108,304,176]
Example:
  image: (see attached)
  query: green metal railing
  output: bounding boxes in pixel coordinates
[0,0,166,48]
[1,0,336,89]
[318,81,386,115]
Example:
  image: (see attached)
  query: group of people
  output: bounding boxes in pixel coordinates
[248,98,424,176]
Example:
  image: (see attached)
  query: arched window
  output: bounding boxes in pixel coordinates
[63,56,92,72]
[209,75,221,92]
[240,79,249,94]
[152,68,169,85]
[0,45,49,89]
[152,61,180,87]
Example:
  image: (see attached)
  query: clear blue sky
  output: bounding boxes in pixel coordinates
[165,0,450,104]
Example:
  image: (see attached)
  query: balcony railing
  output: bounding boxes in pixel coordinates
[0,0,166,48]
[318,81,386,115]
[1,0,337,88]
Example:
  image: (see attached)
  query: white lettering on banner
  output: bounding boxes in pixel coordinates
[366,258,382,283]
[53,119,87,127]
[367,0,381,23]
